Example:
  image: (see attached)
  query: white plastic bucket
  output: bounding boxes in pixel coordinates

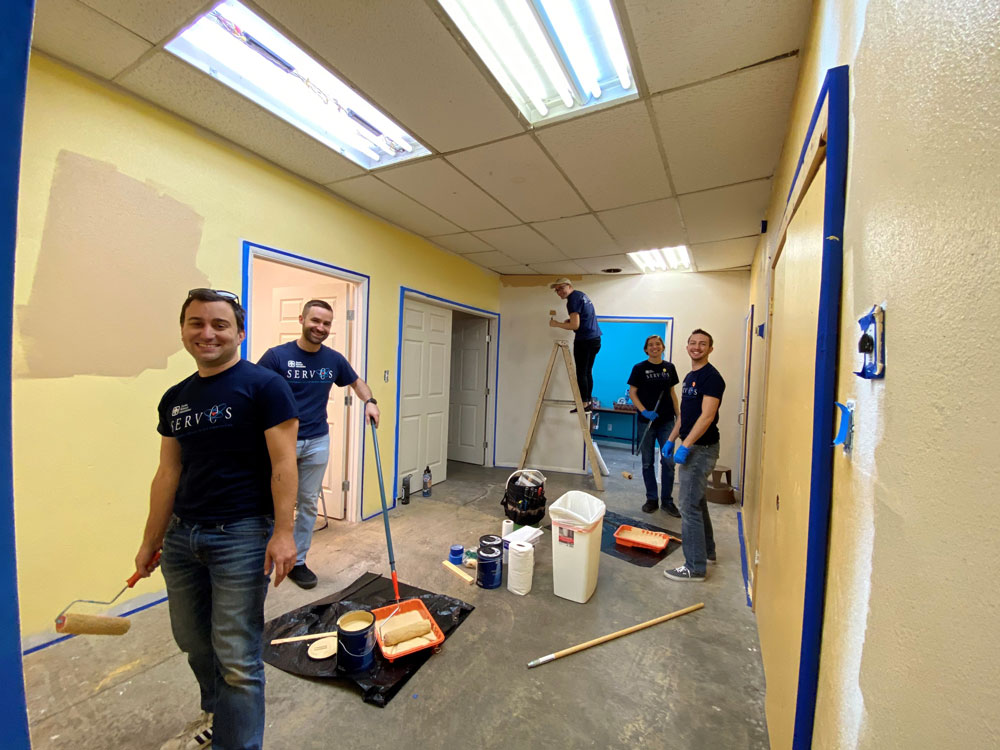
[549,491,605,603]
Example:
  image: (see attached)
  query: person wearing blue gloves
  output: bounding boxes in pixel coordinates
[549,278,601,412]
[662,329,726,582]
[627,335,680,516]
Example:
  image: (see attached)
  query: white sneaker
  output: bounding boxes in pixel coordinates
[160,711,213,750]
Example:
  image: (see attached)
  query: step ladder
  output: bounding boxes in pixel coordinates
[518,341,604,491]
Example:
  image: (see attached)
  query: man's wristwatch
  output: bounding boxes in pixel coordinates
[365,398,378,406]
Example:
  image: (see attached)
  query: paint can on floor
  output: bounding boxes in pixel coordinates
[336,610,375,673]
[448,544,464,565]
[479,534,502,550]
[476,546,502,589]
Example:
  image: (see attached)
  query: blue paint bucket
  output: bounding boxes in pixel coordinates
[336,610,375,673]
[476,545,502,589]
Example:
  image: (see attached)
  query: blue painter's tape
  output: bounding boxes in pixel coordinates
[737,511,752,608]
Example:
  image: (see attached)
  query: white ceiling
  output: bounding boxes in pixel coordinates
[30,0,812,275]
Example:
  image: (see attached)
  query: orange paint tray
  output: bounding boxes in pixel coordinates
[613,524,673,552]
[371,598,445,662]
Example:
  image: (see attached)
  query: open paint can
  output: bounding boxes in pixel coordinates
[336,610,375,673]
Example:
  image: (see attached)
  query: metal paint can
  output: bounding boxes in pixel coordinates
[336,610,375,673]
[479,534,502,550]
[476,546,502,589]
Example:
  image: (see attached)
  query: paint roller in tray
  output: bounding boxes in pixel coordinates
[54,551,161,636]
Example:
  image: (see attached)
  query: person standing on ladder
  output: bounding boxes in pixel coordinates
[628,335,681,517]
[662,329,726,582]
[257,299,380,589]
[548,278,601,412]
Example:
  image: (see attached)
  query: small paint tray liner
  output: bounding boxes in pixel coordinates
[372,598,445,662]
[613,525,673,552]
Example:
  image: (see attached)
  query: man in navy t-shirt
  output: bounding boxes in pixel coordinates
[548,277,602,411]
[663,329,726,582]
[134,289,299,750]
[257,299,380,589]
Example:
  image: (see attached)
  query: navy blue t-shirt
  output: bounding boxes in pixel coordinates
[257,341,359,439]
[566,290,601,341]
[157,360,298,522]
[679,362,726,445]
[627,359,680,424]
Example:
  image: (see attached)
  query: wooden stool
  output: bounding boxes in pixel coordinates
[706,464,736,504]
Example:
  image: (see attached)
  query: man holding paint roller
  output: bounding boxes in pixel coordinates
[662,329,725,582]
[627,335,681,516]
[134,288,299,750]
[549,278,601,411]
[257,299,380,589]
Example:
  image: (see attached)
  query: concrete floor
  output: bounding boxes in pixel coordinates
[23,443,767,749]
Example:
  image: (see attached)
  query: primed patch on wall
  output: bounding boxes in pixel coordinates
[17,151,208,378]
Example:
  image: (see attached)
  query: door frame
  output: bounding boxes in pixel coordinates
[754,65,849,750]
[448,311,490,466]
[241,241,371,523]
[386,287,499,520]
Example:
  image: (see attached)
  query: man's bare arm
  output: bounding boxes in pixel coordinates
[263,418,299,587]
[134,437,181,579]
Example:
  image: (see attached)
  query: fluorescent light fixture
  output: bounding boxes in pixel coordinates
[437,0,637,125]
[166,1,429,170]
[628,246,692,273]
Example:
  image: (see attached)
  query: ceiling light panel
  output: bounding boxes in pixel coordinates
[166,0,430,170]
[627,246,692,273]
[437,0,637,125]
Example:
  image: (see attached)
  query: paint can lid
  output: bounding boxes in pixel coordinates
[479,534,502,548]
[478,545,501,560]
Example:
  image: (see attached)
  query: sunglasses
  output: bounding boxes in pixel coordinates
[187,288,241,306]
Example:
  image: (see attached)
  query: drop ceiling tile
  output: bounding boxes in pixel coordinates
[536,101,672,210]
[118,52,365,184]
[378,159,519,231]
[79,0,208,43]
[255,0,524,152]
[493,265,537,275]
[598,199,686,252]
[326,176,460,236]
[574,254,642,275]
[653,57,801,193]
[463,251,517,269]
[626,0,811,92]
[472,226,563,264]
[690,237,759,271]
[32,0,153,80]
[428,233,496,255]
[528,260,588,275]
[447,135,587,222]
[531,215,620,258]
[678,179,771,244]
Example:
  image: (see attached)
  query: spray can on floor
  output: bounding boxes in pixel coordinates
[401,475,411,505]
[422,465,432,497]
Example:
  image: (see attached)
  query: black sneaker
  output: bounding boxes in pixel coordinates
[662,501,681,517]
[663,565,705,582]
[287,564,317,589]
[641,500,658,513]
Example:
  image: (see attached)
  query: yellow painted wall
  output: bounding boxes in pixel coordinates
[744,0,1000,746]
[14,55,499,642]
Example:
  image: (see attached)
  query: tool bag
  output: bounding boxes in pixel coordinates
[501,469,547,526]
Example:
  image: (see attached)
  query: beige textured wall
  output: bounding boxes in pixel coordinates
[745,0,1000,746]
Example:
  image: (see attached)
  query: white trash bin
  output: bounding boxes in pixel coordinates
[549,491,606,603]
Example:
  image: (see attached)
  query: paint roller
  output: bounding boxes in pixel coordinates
[54,551,161,636]
[622,392,665,481]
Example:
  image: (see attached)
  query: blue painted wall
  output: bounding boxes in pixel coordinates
[591,320,672,408]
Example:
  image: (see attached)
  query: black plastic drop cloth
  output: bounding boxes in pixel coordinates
[262,572,474,707]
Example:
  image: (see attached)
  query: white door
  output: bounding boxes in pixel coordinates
[448,315,489,464]
[398,299,452,495]
[271,283,349,519]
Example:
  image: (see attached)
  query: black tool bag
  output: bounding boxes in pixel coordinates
[501,469,547,526]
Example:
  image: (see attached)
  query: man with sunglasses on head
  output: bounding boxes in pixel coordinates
[257,299,380,589]
[134,288,299,750]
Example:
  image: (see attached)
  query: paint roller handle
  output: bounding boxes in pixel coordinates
[127,550,161,587]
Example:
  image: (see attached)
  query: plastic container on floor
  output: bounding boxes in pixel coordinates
[548,491,606,603]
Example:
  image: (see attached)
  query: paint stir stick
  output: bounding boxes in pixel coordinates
[526,602,704,668]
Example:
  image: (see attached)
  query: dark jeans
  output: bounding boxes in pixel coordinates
[677,442,719,575]
[573,336,601,403]
[162,515,273,750]
[639,418,675,505]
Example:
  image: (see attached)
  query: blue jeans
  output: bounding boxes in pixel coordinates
[639,418,675,506]
[294,435,330,566]
[677,442,719,576]
[162,515,273,750]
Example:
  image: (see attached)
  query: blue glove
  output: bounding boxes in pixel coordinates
[673,445,691,465]
[661,440,675,459]
[641,410,658,421]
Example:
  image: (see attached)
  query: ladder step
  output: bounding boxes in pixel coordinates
[542,399,578,405]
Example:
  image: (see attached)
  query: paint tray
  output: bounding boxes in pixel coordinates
[372,598,445,662]
[613,525,672,552]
